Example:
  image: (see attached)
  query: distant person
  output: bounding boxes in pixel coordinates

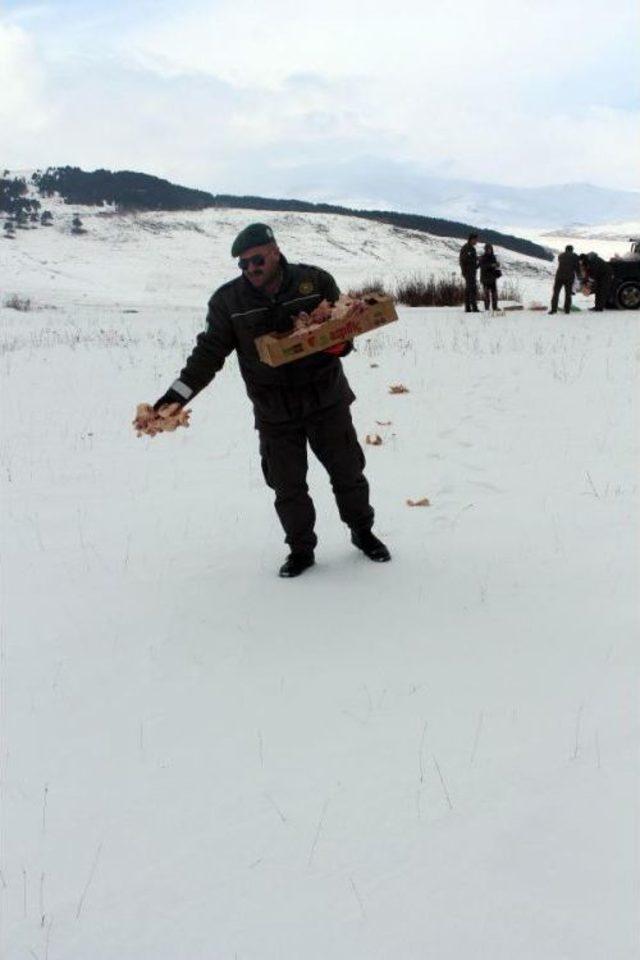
[459,233,480,312]
[133,222,390,578]
[478,242,501,311]
[579,252,613,312]
[548,244,580,314]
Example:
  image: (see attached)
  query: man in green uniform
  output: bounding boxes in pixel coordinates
[579,252,613,312]
[151,223,391,578]
[459,233,480,312]
[548,245,580,314]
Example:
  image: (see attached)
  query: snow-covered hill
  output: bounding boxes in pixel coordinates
[2,201,559,311]
[1,209,638,960]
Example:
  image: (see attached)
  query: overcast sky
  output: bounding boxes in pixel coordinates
[1,0,638,195]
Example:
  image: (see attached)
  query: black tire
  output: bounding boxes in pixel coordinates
[615,280,640,309]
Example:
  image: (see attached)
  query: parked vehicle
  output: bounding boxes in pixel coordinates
[609,239,640,309]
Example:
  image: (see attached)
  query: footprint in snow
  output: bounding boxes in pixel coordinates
[467,479,504,493]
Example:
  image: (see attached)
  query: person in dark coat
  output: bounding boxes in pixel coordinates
[459,233,480,312]
[478,242,501,311]
[147,223,391,578]
[549,245,580,314]
[578,252,613,312]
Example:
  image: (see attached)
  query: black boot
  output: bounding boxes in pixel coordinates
[351,529,391,562]
[278,552,315,578]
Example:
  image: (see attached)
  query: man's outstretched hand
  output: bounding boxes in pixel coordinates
[132,402,191,437]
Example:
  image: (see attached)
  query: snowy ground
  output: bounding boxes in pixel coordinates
[1,213,639,959]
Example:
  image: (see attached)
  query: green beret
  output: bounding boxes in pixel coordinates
[231,223,276,257]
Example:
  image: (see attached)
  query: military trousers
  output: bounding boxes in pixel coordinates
[593,275,611,311]
[463,272,478,311]
[551,277,573,313]
[258,403,374,555]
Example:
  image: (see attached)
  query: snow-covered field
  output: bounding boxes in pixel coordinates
[1,211,639,959]
[509,221,640,263]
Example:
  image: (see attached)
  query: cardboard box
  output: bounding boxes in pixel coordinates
[255,295,398,367]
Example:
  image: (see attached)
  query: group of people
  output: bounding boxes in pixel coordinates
[549,245,612,314]
[459,233,501,312]
[459,232,614,315]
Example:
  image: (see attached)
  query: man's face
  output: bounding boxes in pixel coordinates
[238,242,281,289]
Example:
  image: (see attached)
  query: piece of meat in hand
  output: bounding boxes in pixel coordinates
[132,402,191,437]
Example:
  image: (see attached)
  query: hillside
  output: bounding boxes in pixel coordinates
[1,200,557,312]
[1,167,553,262]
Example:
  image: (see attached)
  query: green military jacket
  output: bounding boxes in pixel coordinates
[170,257,355,425]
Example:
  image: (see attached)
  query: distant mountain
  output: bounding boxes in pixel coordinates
[241,157,640,230]
[2,166,552,262]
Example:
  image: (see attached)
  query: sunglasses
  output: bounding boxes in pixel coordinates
[238,254,266,270]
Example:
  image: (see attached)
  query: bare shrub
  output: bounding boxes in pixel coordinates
[348,278,391,299]
[4,294,32,311]
[395,273,466,307]
[350,273,523,307]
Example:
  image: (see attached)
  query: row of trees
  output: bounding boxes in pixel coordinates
[31,166,213,211]
[210,196,555,261]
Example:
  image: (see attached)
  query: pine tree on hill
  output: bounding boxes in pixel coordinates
[1,176,28,216]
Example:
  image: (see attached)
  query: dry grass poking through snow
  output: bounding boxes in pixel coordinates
[4,294,32,311]
[350,273,523,307]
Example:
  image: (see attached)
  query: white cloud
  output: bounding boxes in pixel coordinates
[125,0,635,94]
[0,21,48,130]
[1,1,638,192]
[119,0,639,189]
